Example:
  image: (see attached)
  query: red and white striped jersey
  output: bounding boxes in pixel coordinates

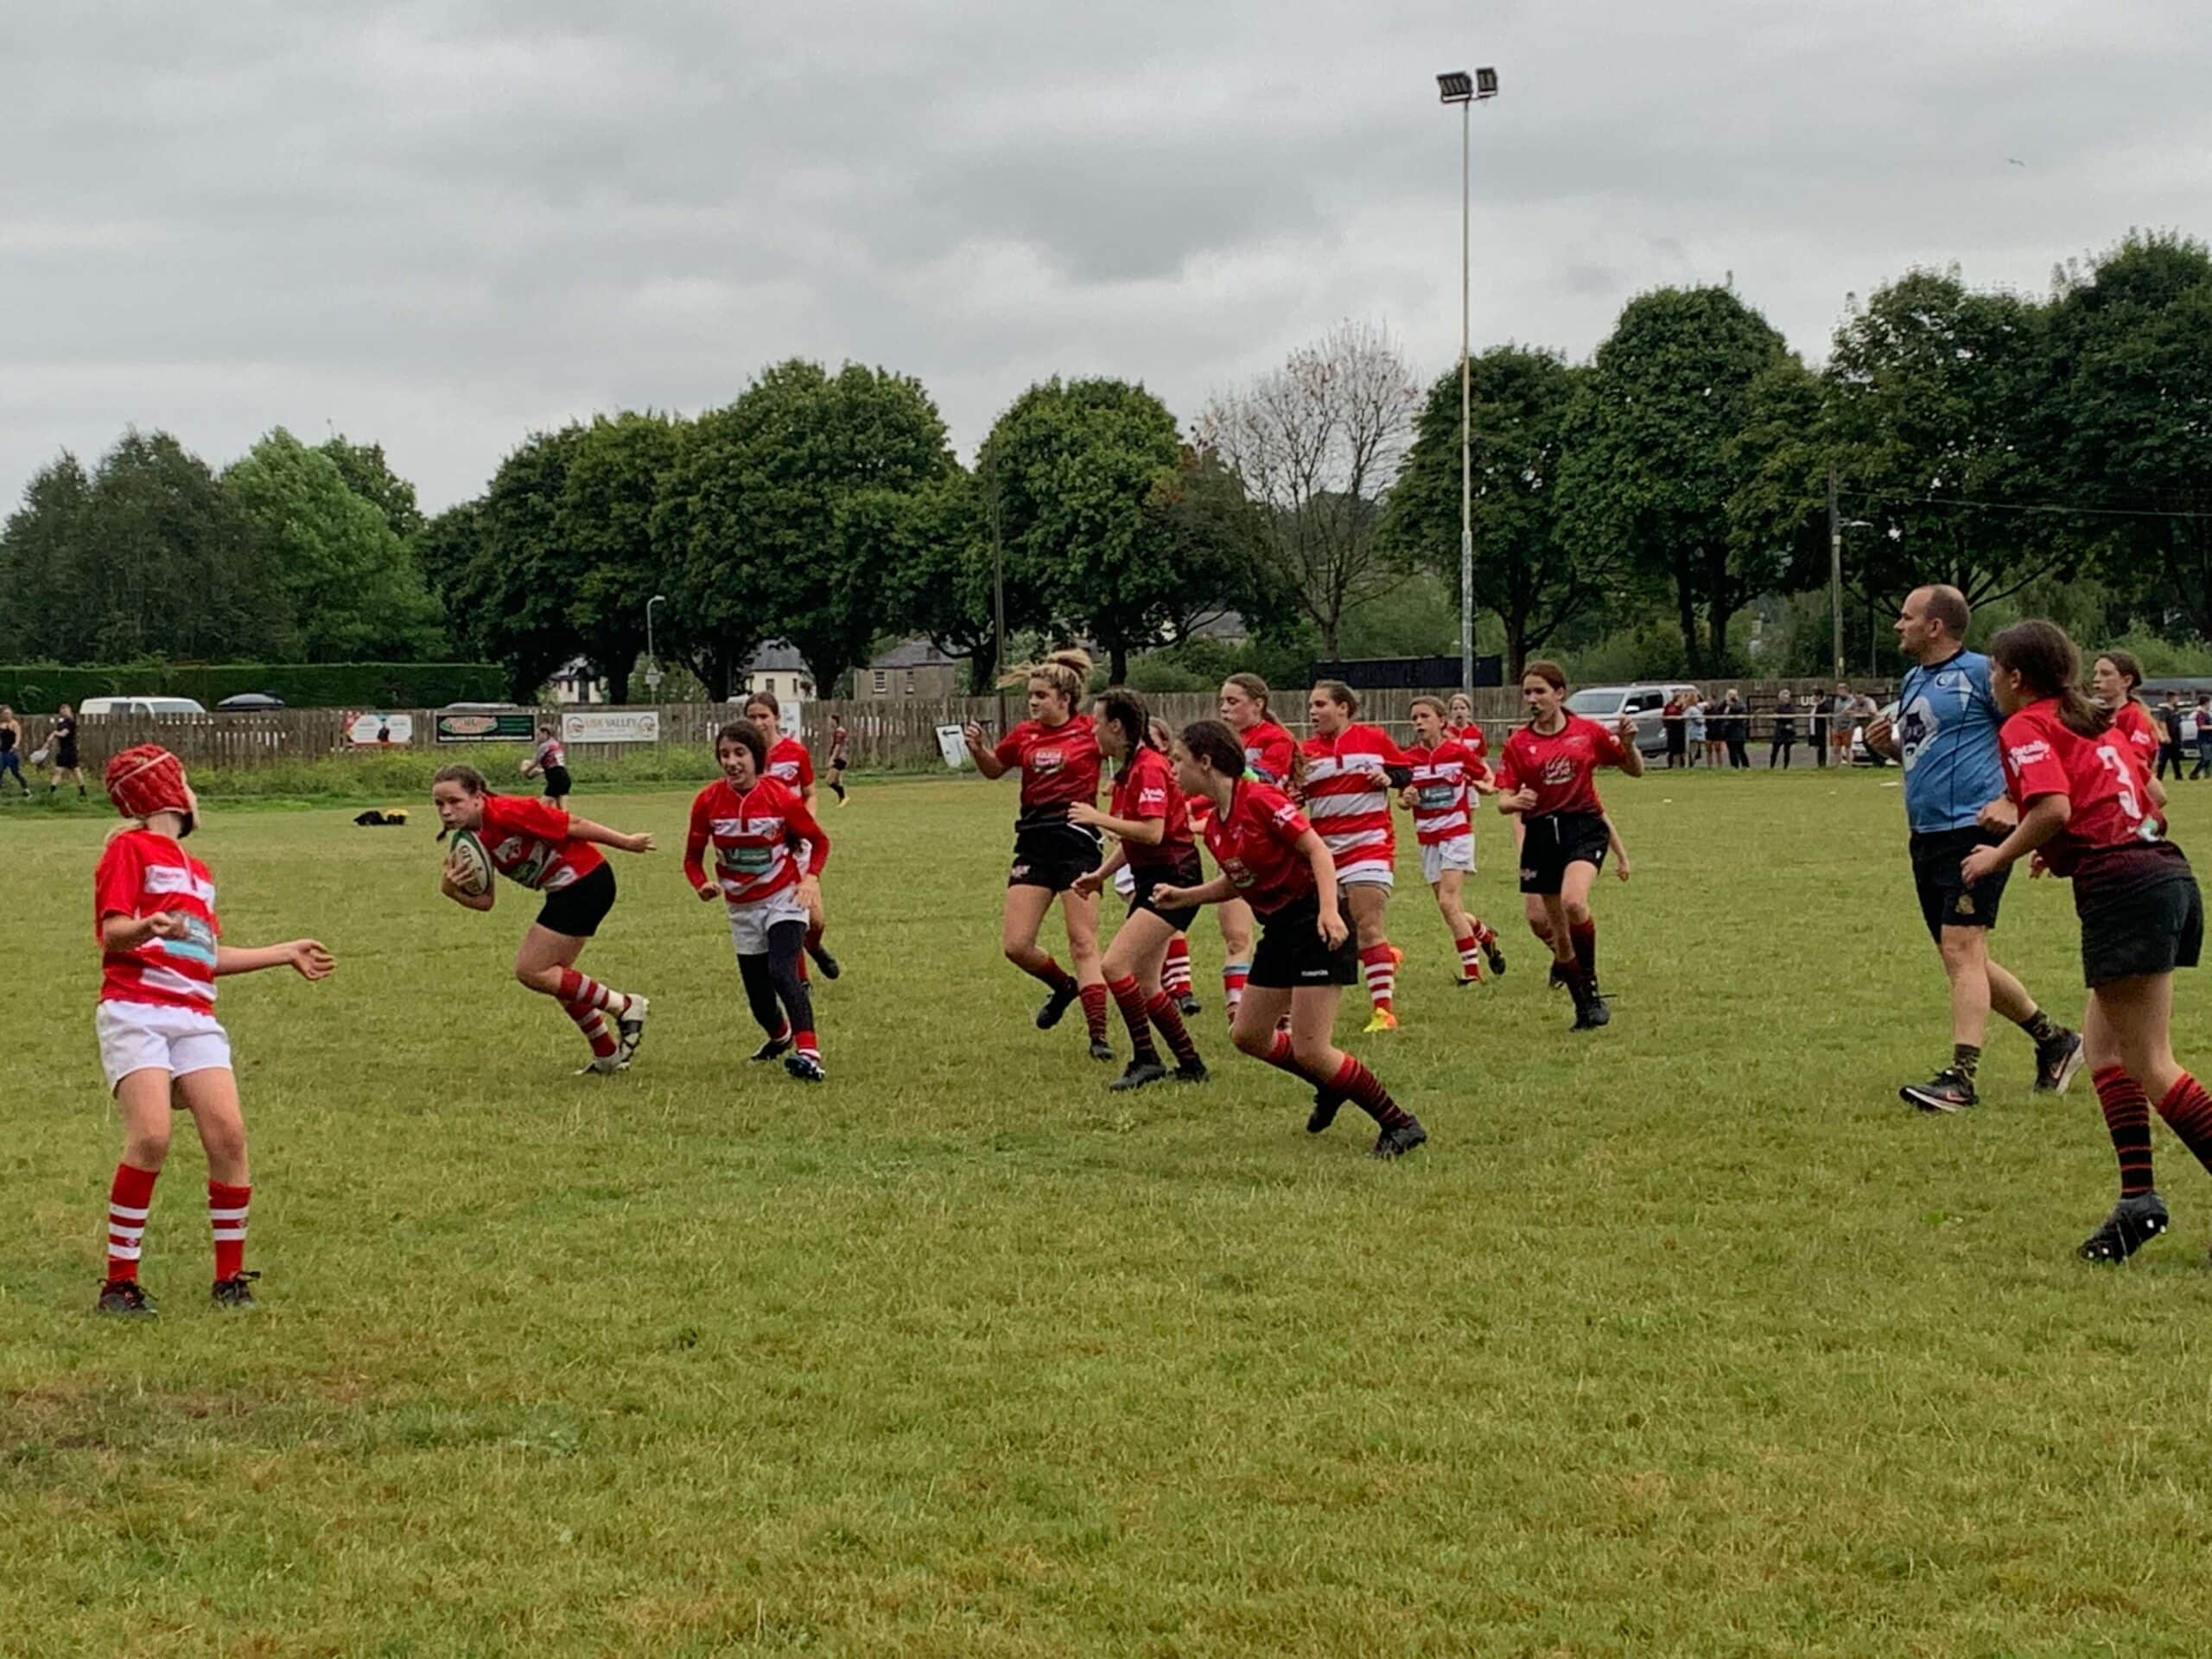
[683,776,830,906]
[1405,740,1488,846]
[95,830,220,1011]
[1452,723,1490,761]
[766,736,816,792]
[533,736,567,770]
[477,793,607,893]
[1299,724,1405,874]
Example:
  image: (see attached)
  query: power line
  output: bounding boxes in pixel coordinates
[1845,492,2212,524]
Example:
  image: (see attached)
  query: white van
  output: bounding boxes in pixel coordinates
[78,696,207,717]
[1562,683,1699,758]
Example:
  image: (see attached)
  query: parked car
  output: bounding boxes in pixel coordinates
[1851,700,1901,766]
[78,696,207,717]
[1562,683,1701,758]
[215,692,285,710]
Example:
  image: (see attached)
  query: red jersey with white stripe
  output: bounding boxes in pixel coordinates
[95,830,220,1011]
[2111,699,2159,767]
[533,736,566,769]
[1998,699,2164,877]
[994,715,1102,829]
[1497,716,1629,818]
[1452,723,1490,761]
[683,776,829,906]
[1202,779,1319,918]
[766,735,815,791]
[476,792,606,892]
[1405,740,1488,845]
[1112,746,1195,870]
[1299,724,1404,874]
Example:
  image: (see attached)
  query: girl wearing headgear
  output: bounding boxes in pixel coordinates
[91,746,334,1316]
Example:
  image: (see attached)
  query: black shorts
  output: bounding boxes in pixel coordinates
[1518,810,1611,895]
[1249,893,1358,988]
[55,744,78,769]
[1910,826,2011,940]
[830,755,849,772]
[2075,843,2204,987]
[1128,849,1205,931]
[1008,820,1103,893]
[534,861,616,939]
[542,765,573,798]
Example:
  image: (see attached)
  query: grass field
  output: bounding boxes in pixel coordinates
[9,766,2212,1656]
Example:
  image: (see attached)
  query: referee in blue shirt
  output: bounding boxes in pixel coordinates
[1865,585,2083,1111]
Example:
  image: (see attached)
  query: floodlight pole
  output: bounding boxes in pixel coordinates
[1827,467,1843,683]
[1438,67,1496,697]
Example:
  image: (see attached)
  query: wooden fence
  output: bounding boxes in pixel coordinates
[4,679,1900,776]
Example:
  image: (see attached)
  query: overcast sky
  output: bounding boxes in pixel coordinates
[3,1,2204,517]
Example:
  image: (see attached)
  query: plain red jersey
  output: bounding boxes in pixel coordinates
[1299,724,1405,875]
[683,776,829,906]
[1497,715,1629,818]
[1112,746,1195,870]
[766,735,816,792]
[476,792,607,893]
[2110,699,2160,768]
[1405,740,1489,845]
[1998,699,2164,877]
[1241,721,1297,786]
[1202,779,1320,918]
[95,830,220,1012]
[993,715,1102,828]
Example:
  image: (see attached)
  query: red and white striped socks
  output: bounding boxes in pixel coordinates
[1222,961,1250,1021]
[1161,936,1192,1001]
[105,1162,156,1283]
[1454,931,1484,982]
[556,969,628,1058]
[209,1181,251,1281]
[1358,944,1397,1015]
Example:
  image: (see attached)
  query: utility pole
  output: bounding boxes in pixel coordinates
[1827,464,1844,683]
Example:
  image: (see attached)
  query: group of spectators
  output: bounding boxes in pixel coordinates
[1658,683,1883,772]
[2145,689,2212,783]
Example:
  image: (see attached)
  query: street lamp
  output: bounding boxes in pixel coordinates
[1825,468,1873,681]
[1439,67,1499,698]
[645,594,667,696]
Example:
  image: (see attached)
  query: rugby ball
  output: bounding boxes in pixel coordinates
[447,830,493,897]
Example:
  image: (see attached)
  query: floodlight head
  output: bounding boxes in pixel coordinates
[1437,70,1473,103]
[1475,67,1499,98]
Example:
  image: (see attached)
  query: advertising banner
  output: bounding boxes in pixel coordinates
[562,710,661,745]
[346,712,413,747]
[434,711,537,745]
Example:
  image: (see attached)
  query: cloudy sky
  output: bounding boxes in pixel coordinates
[3,1,2203,515]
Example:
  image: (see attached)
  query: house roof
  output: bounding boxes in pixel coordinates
[745,641,810,674]
[869,637,961,670]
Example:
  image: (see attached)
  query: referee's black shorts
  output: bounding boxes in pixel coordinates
[1910,826,2011,942]
[1518,810,1610,895]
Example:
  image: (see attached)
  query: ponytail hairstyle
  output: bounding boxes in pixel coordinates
[1004,647,1093,713]
[1094,686,1152,764]
[1223,672,1273,721]
[1987,620,2110,739]
[1312,678,1358,717]
[2097,648,2145,702]
[1178,718,1247,779]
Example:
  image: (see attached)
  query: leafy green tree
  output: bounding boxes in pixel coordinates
[2043,233,2212,638]
[224,429,445,661]
[558,411,685,702]
[318,435,427,543]
[0,451,92,661]
[1560,287,1797,674]
[1381,347,1616,676]
[452,426,591,700]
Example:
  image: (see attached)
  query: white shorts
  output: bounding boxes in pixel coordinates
[1421,837,1475,885]
[728,892,810,957]
[96,1001,232,1095]
[1337,862,1395,893]
[1113,866,1136,898]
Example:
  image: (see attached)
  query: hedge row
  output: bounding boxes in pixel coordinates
[0,662,507,711]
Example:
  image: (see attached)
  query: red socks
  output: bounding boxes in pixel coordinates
[563,998,620,1058]
[2156,1072,2212,1173]
[1146,991,1202,1068]
[2092,1068,2156,1196]
[1222,961,1250,1020]
[1329,1054,1411,1129]
[105,1162,157,1283]
[1453,931,1483,980]
[1108,976,1161,1065]
[1161,935,1192,999]
[1357,944,1396,1014]
[1079,982,1110,1046]
[555,969,626,1013]
[209,1182,251,1281]
[1030,957,1077,994]
[1569,919,1597,981]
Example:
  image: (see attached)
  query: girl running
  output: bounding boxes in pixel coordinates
[91,745,334,1315]
[746,691,838,978]
[520,720,571,809]
[47,702,85,797]
[1209,674,1297,1024]
[432,764,654,1074]
[828,718,851,806]
[1112,717,1200,1015]
[1402,695,1507,983]
[1961,621,2205,1262]
[1071,692,1210,1091]
[1496,661,1643,1031]
[1154,721,1426,1159]
[684,721,832,1082]
[960,650,1113,1059]
[2091,649,2161,774]
[1300,680,1412,1032]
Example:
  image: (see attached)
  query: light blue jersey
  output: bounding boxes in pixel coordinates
[1897,650,2007,835]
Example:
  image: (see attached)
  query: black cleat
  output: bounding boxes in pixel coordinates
[2034,1028,2086,1095]
[615,995,650,1067]
[1087,1038,1116,1063]
[1037,983,1079,1030]
[211,1271,260,1309]
[1900,1068,1979,1113]
[1306,1089,1344,1135]
[1177,992,1202,1019]
[1109,1059,1168,1092]
[784,1052,825,1084]
[1371,1116,1428,1160]
[808,944,842,981]
[1173,1059,1210,1084]
[2078,1192,2169,1262]
[95,1278,156,1317]
[748,1034,793,1063]
[1547,960,1570,992]
[1481,935,1507,976]
[1570,989,1611,1031]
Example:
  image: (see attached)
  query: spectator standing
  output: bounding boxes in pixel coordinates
[1685,692,1710,767]
[1770,689,1798,768]
[1810,689,1834,767]
[46,702,85,797]
[2182,700,2202,780]
[1721,689,1751,769]
[2195,696,2212,780]
[2156,692,2187,783]
[1662,694,1688,769]
[1829,683,1857,766]
[0,706,27,797]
